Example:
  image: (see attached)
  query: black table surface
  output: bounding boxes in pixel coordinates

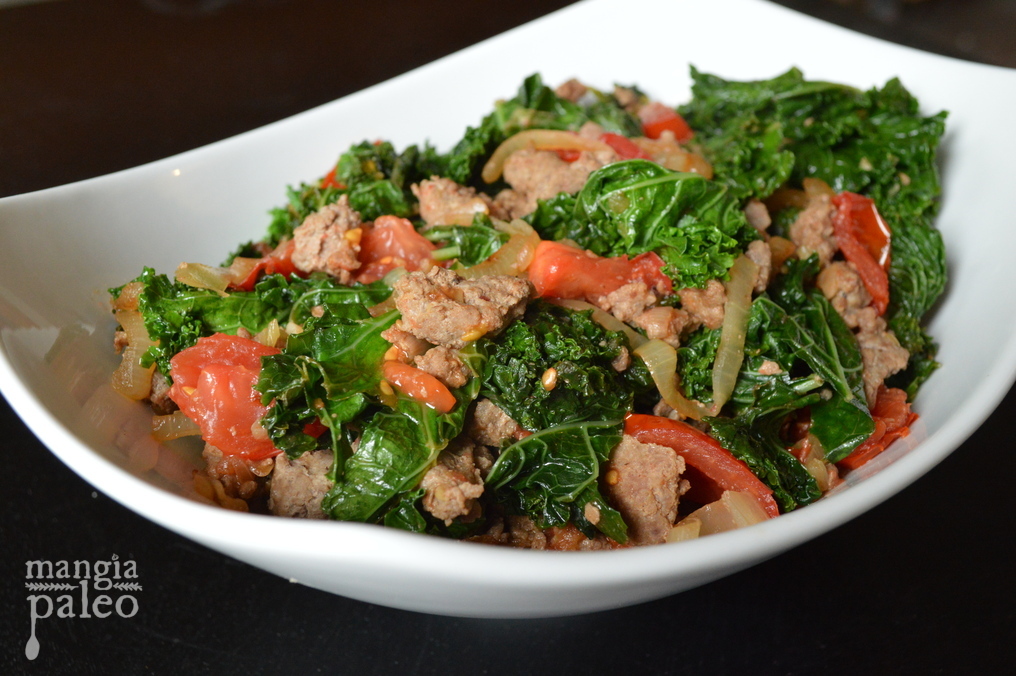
[2,1,1014,674]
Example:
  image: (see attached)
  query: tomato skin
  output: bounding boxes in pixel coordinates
[168,334,282,460]
[320,167,346,190]
[838,387,916,471]
[356,215,437,283]
[638,102,694,143]
[231,239,302,292]
[624,414,780,518]
[382,361,456,414]
[528,240,673,301]
[599,133,651,160]
[832,192,891,315]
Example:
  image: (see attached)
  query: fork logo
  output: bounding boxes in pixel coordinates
[23,554,142,660]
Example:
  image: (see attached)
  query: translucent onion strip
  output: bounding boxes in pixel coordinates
[549,299,647,349]
[457,219,539,279]
[175,262,231,297]
[111,309,157,400]
[711,255,758,413]
[152,410,202,442]
[482,130,613,183]
[634,338,711,420]
[690,490,771,536]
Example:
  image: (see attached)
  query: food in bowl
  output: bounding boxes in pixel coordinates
[108,67,946,549]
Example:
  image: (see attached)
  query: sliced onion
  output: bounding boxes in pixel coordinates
[175,262,231,297]
[768,235,797,272]
[633,338,711,420]
[711,255,758,413]
[481,130,613,183]
[457,219,539,279]
[111,281,145,311]
[253,318,284,348]
[631,137,714,179]
[690,490,770,536]
[549,299,646,349]
[111,309,157,400]
[666,516,702,543]
[152,410,202,441]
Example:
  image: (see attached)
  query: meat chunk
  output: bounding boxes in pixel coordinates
[746,239,773,293]
[679,279,727,330]
[268,449,334,519]
[555,78,587,103]
[147,370,177,415]
[411,177,499,227]
[594,281,658,323]
[856,322,910,407]
[632,306,691,348]
[817,261,872,329]
[495,148,617,218]
[468,398,525,447]
[291,196,363,283]
[744,199,772,234]
[788,193,837,266]
[380,321,431,361]
[392,267,530,348]
[603,435,686,546]
[414,346,470,388]
[420,439,486,525]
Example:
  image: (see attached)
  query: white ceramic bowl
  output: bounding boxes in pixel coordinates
[3,0,1016,618]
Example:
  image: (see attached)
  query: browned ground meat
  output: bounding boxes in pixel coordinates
[380,322,431,361]
[420,439,486,524]
[392,267,530,348]
[603,435,687,546]
[413,346,470,388]
[789,194,837,266]
[679,279,727,330]
[744,199,772,233]
[148,370,177,415]
[593,281,658,323]
[817,261,872,329]
[411,177,501,227]
[554,78,587,103]
[467,398,525,447]
[815,261,910,404]
[746,239,773,293]
[856,318,910,406]
[494,147,617,218]
[632,306,691,348]
[613,85,642,113]
[269,449,334,519]
[291,195,362,283]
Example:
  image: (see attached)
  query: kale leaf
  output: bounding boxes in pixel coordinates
[321,345,486,523]
[527,159,759,288]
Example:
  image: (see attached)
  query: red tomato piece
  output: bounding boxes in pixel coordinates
[555,149,582,163]
[838,387,916,471]
[638,102,694,143]
[624,414,780,518]
[230,239,302,291]
[356,215,437,284]
[168,334,282,460]
[599,133,651,160]
[831,192,891,315]
[528,240,673,301]
[382,361,457,414]
[320,167,346,190]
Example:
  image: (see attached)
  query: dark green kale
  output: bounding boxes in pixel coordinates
[256,305,398,460]
[422,215,509,267]
[486,420,628,543]
[119,270,385,376]
[321,345,486,523]
[480,302,651,541]
[526,159,759,289]
[680,67,947,395]
[441,73,641,187]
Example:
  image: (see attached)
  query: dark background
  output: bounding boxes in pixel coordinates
[2,1,1014,674]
